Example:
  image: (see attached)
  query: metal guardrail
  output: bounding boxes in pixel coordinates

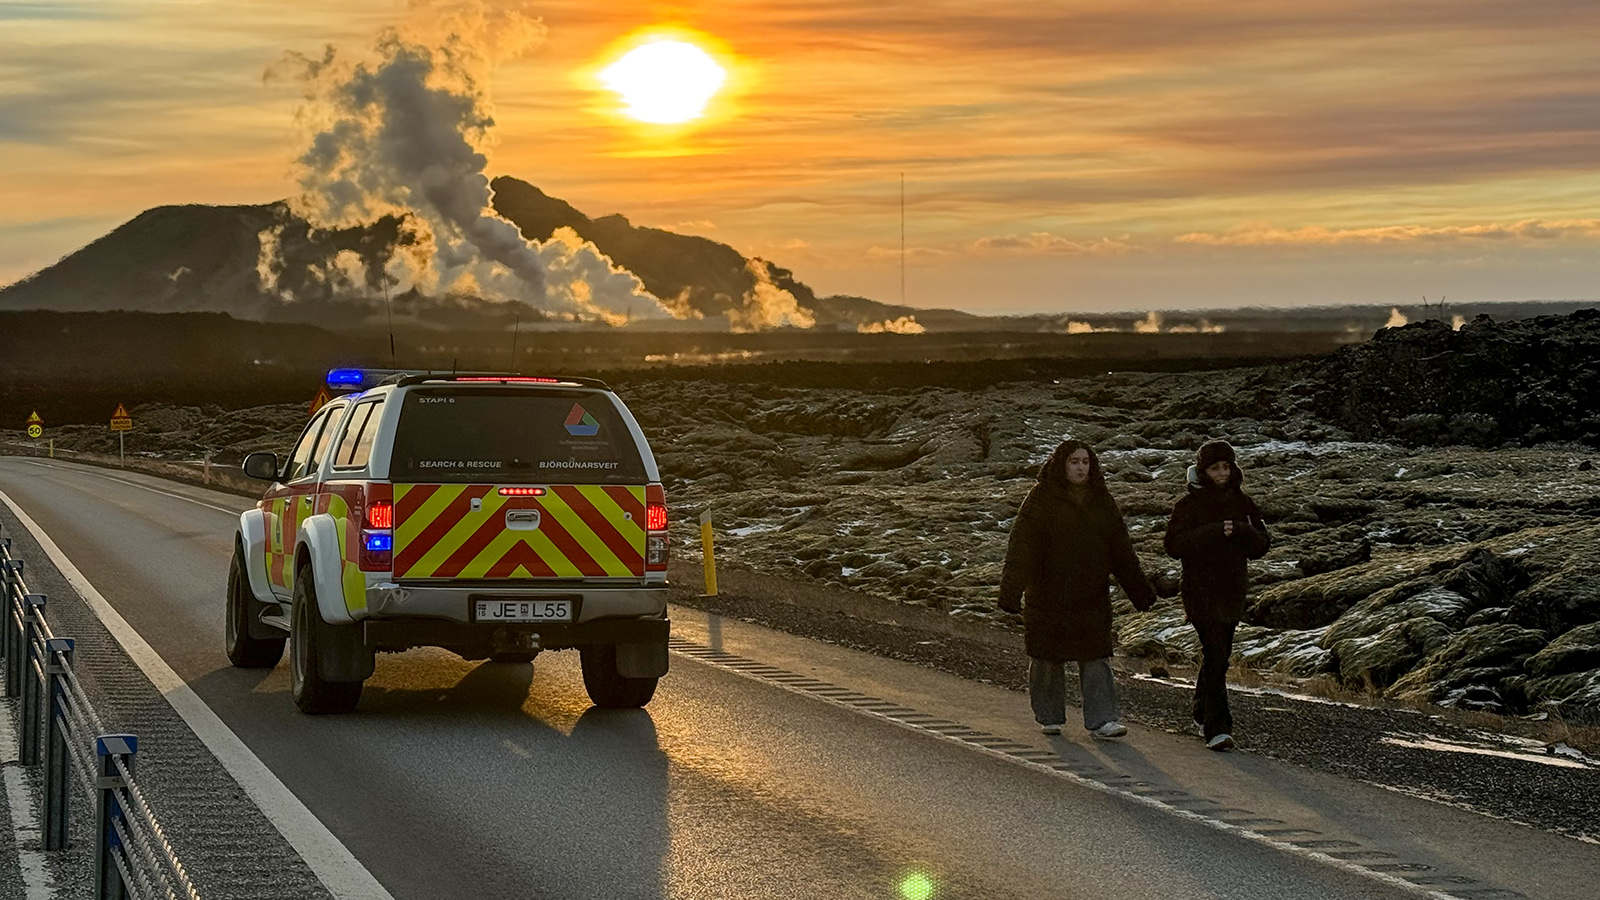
[2,525,201,900]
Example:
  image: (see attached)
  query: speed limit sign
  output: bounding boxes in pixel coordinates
[27,424,42,438]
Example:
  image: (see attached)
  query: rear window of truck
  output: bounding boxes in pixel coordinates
[388,388,647,484]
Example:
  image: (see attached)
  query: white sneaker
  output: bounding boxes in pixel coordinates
[1207,733,1235,751]
[1092,721,1128,738]
[1040,723,1063,735]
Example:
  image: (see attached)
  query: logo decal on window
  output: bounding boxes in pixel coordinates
[564,403,601,436]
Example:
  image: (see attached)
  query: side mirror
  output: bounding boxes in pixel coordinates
[243,452,280,481]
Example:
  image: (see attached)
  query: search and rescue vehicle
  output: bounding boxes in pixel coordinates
[225,370,671,714]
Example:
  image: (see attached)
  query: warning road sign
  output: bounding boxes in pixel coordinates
[26,411,42,426]
[110,403,133,432]
[308,386,333,416]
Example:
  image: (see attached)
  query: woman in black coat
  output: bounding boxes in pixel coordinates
[1163,439,1270,751]
[999,440,1156,738]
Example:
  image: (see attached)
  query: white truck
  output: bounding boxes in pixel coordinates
[225,370,671,713]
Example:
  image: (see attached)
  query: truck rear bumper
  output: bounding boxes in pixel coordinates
[363,615,668,654]
[366,582,667,621]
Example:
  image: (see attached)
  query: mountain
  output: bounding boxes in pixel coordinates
[1,203,277,318]
[0,178,951,331]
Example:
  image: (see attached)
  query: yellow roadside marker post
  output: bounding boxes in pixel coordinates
[699,509,718,596]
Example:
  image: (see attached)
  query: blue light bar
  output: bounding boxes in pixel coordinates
[328,368,366,389]
[363,533,393,552]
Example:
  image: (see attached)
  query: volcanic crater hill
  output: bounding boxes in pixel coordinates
[0,177,949,331]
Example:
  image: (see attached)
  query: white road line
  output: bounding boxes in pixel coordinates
[1,704,55,900]
[16,461,243,516]
[0,487,395,900]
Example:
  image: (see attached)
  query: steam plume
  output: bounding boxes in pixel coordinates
[727,259,815,332]
[858,316,925,334]
[265,4,672,324]
[1133,311,1163,334]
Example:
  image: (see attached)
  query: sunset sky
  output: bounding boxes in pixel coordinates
[4,0,1600,314]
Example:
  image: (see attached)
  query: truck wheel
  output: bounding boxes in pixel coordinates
[225,544,284,668]
[291,566,362,714]
[579,645,658,708]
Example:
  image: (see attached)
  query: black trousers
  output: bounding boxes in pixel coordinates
[1191,619,1238,739]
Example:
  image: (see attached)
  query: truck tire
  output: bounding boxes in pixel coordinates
[225,544,284,668]
[291,565,362,714]
[579,644,658,708]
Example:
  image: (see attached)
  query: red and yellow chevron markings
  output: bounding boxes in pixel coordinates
[393,484,646,579]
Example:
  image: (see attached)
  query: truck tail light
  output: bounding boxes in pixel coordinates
[359,484,394,572]
[645,483,668,572]
[366,500,394,529]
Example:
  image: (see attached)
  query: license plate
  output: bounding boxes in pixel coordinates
[474,599,573,623]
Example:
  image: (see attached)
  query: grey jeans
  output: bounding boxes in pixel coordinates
[1030,657,1121,730]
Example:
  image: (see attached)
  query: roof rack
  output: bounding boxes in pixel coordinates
[394,373,612,390]
[326,368,610,392]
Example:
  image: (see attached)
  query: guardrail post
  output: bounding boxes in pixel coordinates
[43,637,75,850]
[2,570,13,700]
[19,593,46,766]
[2,560,22,699]
[95,734,136,900]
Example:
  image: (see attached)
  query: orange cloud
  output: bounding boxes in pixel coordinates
[972,233,1134,256]
[1177,219,1600,247]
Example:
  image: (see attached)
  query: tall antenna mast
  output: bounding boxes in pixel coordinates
[900,173,906,306]
[384,278,396,361]
[510,312,521,372]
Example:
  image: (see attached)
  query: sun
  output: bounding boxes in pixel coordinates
[599,38,727,125]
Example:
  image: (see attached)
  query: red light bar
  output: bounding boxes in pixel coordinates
[455,376,561,383]
[498,487,546,496]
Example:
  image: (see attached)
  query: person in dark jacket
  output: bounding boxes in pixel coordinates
[1163,439,1270,751]
[999,440,1156,738]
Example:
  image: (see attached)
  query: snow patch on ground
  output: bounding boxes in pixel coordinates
[1380,733,1596,770]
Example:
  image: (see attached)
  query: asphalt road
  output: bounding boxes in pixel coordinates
[0,457,1555,900]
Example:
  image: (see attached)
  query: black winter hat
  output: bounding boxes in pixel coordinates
[1196,439,1237,471]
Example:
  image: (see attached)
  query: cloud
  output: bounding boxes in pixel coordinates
[0,2,112,22]
[972,232,1133,256]
[865,245,953,260]
[1177,219,1600,247]
[661,220,716,232]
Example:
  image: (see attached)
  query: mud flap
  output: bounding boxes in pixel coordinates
[616,640,669,678]
[317,617,376,683]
